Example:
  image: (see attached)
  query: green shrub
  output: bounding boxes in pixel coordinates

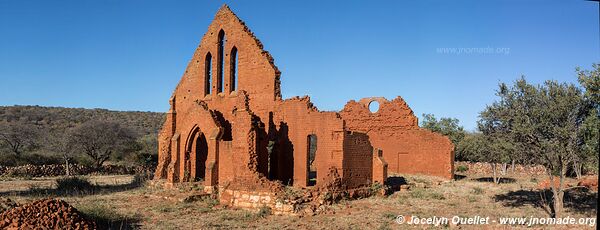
[382,212,396,220]
[277,186,303,203]
[257,206,272,218]
[55,176,94,193]
[471,187,484,195]
[370,182,384,195]
[456,165,469,173]
[409,188,445,200]
[467,196,479,203]
[409,188,425,199]
[429,192,445,200]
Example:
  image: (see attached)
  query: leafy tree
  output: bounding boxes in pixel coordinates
[573,64,600,177]
[457,132,514,183]
[480,77,585,217]
[421,114,471,162]
[68,120,137,169]
[131,134,159,167]
[574,110,599,177]
[421,113,466,146]
[577,63,600,110]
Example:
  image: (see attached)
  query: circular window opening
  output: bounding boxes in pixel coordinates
[368,101,380,113]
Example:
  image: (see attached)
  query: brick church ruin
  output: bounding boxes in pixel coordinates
[154,5,454,209]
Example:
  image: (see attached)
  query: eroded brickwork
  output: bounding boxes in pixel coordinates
[154,5,453,208]
[339,97,454,179]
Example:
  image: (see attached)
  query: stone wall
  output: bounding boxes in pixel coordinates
[0,164,151,178]
[454,161,547,176]
[219,189,296,215]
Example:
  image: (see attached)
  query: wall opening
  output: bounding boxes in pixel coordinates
[217,30,225,94]
[204,53,212,96]
[213,111,232,141]
[194,132,209,181]
[368,101,380,113]
[229,46,238,92]
[307,134,317,186]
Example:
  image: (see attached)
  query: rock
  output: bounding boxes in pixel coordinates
[412,182,428,189]
[399,184,411,191]
[577,175,598,191]
[538,177,573,190]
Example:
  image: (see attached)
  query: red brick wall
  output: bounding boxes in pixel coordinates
[342,131,373,188]
[340,97,454,179]
[372,148,388,184]
[273,97,346,188]
[156,5,387,192]
[171,6,280,124]
[156,5,281,187]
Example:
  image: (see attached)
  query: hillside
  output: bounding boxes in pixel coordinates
[0,105,165,136]
[0,105,165,166]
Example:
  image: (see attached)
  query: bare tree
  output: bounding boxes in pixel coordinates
[0,121,40,156]
[68,120,136,169]
[47,132,74,176]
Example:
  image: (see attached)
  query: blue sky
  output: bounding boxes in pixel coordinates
[0,0,598,130]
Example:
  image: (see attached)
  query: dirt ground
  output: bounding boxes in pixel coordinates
[0,172,596,229]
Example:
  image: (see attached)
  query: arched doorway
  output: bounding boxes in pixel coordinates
[194,132,209,181]
[188,128,209,182]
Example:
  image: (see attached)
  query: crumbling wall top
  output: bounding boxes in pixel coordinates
[340,96,419,135]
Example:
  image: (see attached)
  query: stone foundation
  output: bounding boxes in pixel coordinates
[219,189,296,214]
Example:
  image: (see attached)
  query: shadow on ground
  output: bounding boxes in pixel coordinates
[0,176,146,198]
[386,176,407,192]
[494,187,598,215]
[84,210,142,230]
[473,177,517,184]
[454,174,467,180]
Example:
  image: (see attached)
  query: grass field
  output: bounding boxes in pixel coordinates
[0,172,596,229]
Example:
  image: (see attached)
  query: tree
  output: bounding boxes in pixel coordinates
[68,120,136,169]
[0,121,40,156]
[421,113,466,146]
[47,132,75,176]
[457,132,514,184]
[480,77,585,217]
[573,64,600,177]
[421,114,471,162]
[577,63,600,110]
[132,134,159,167]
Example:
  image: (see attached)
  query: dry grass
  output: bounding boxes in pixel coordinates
[0,172,596,229]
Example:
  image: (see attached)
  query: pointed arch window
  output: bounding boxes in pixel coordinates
[307,134,317,186]
[217,30,225,94]
[229,46,238,92]
[204,52,212,96]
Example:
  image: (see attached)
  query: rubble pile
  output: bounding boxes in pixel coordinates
[0,199,96,229]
